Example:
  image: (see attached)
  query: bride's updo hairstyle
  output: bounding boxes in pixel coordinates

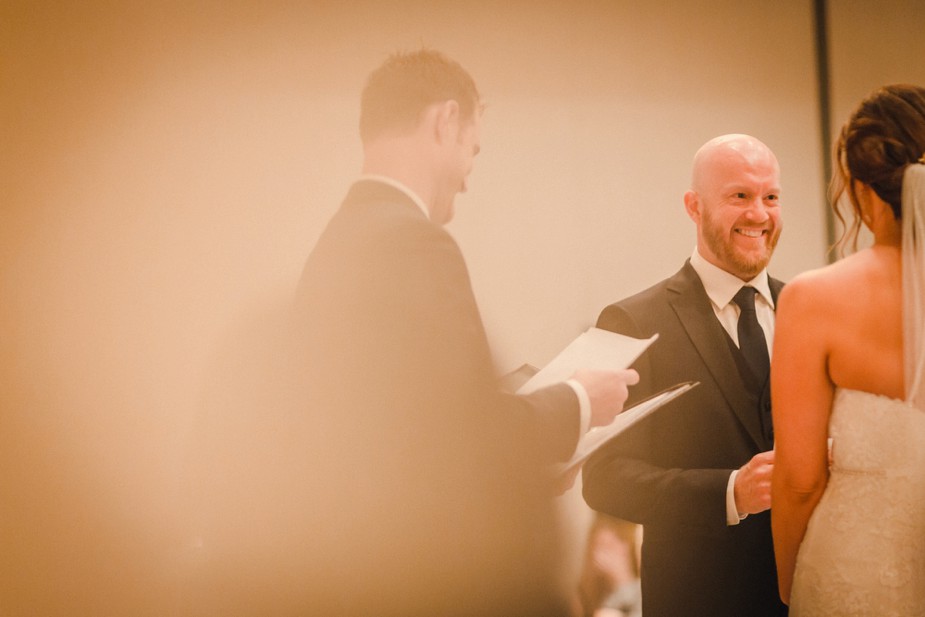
[833,84,925,251]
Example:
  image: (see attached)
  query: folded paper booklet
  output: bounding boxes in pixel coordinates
[514,327,697,476]
[516,327,658,396]
[556,380,698,475]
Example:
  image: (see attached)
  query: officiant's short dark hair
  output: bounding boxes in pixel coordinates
[359,48,481,144]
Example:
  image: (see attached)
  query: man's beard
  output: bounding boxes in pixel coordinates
[702,211,779,278]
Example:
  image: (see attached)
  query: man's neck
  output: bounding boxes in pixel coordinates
[357,174,430,219]
[362,137,437,217]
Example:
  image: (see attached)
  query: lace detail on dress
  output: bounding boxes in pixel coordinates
[790,389,925,616]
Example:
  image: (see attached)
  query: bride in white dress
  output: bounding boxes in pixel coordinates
[771,84,925,615]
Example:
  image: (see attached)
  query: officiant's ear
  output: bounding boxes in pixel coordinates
[684,190,701,223]
[433,99,461,145]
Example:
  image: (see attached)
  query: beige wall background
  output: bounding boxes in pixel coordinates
[2,0,924,613]
[829,0,925,136]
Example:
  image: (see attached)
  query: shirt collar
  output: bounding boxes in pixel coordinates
[689,247,774,310]
[358,174,430,219]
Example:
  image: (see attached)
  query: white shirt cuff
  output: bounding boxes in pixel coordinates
[726,469,747,526]
[565,378,591,436]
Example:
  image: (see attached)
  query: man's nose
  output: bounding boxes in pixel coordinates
[743,198,770,222]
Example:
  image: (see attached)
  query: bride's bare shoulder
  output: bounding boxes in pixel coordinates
[779,250,886,311]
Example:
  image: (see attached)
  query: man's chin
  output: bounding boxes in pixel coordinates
[732,254,771,279]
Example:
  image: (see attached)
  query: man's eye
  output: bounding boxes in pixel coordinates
[734,192,747,199]
[766,194,779,201]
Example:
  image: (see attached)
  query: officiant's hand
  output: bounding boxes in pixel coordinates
[553,464,583,496]
[573,368,640,428]
[734,450,775,515]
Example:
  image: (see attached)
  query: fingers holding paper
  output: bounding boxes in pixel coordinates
[572,368,641,428]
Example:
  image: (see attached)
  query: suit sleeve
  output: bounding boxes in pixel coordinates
[399,221,580,465]
[505,385,580,463]
[582,303,732,533]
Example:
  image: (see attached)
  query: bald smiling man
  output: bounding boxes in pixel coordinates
[583,135,789,616]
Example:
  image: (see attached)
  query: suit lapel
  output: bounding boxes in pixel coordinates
[667,262,766,449]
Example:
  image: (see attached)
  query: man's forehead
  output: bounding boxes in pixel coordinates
[715,168,780,190]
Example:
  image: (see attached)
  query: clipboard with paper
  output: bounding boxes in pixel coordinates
[516,327,697,476]
[556,380,698,474]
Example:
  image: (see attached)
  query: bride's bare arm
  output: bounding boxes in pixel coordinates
[770,274,837,604]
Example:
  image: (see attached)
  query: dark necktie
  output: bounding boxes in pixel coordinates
[733,286,770,384]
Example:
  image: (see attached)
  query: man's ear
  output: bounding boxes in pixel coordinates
[683,190,701,223]
[433,100,460,144]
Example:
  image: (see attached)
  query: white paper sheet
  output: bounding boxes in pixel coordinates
[516,327,658,395]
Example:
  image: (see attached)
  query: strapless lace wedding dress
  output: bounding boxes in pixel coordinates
[790,388,925,616]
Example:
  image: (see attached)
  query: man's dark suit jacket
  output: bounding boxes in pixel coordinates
[297,180,580,461]
[289,179,578,616]
[583,260,788,617]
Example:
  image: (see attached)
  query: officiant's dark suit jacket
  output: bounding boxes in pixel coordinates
[297,179,580,460]
[292,179,578,616]
[583,260,788,617]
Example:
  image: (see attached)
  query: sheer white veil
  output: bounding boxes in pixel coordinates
[902,162,925,409]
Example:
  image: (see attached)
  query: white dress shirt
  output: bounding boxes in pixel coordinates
[689,248,775,525]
